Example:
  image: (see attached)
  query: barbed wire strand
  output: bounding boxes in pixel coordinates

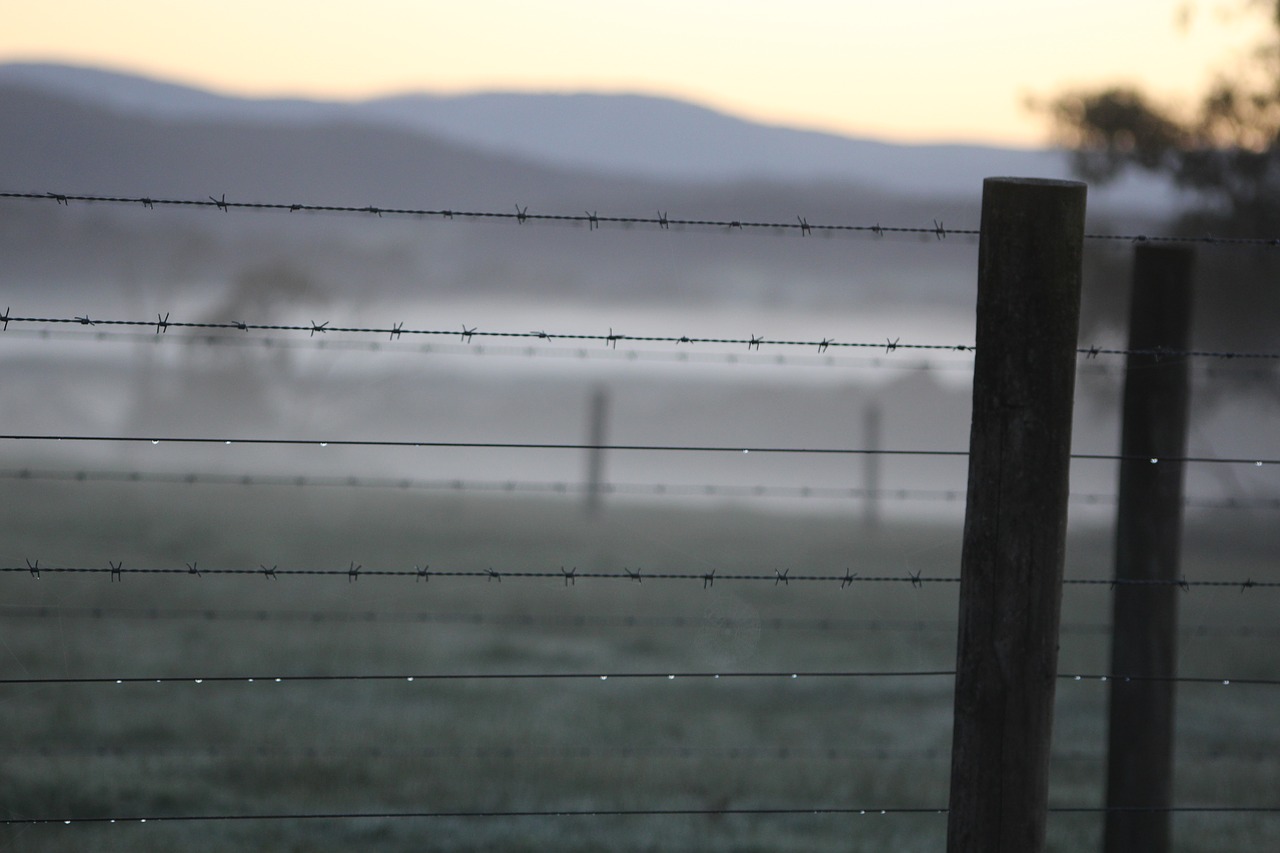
[3,466,1275,511]
[7,327,1278,380]
[6,190,1280,247]
[4,312,1279,362]
[4,561,1278,590]
[1,432,1276,465]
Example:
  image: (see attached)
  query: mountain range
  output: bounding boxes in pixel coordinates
[0,61,1175,209]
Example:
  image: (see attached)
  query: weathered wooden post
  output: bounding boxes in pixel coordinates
[947,177,1086,853]
[1103,244,1194,853]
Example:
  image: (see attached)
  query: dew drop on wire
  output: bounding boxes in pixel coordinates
[151,440,159,445]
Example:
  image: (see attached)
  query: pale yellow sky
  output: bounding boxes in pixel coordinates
[1,1,1269,145]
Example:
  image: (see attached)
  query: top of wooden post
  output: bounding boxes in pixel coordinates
[983,176,1088,190]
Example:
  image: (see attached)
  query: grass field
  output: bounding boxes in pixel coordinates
[1,479,1277,851]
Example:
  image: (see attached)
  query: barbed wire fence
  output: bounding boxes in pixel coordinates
[2,187,1277,844]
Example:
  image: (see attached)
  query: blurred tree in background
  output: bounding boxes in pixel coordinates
[1045,0,1280,354]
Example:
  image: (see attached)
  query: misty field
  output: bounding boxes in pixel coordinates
[2,479,1277,852]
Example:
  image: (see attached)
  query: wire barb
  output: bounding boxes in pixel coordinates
[187,561,200,577]
[109,560,122,582]
[209,193,228,212]
[416,565,430,583]
[261,564,277,580]
[27,559,39,579]
[155,312,169,334]
[347,562,361,583]
[561,566,577,586]
[702,570,716,589]
[775,569,790,586]
[842,569,858,589]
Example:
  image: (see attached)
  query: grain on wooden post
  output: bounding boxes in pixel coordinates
[946,177,1086,853]
[1103,244,1194,853]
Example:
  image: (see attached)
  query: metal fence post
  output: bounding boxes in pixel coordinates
[947,177,1087,853]
[1103,244,1194,853]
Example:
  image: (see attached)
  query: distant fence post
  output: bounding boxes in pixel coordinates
[863,402,881,529]
[946,177,1086,853]
[1103,244,1194,853]
[584,386,609,516]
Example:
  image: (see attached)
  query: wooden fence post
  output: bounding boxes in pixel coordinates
[1103,244,1194,853]
[947,177,1087,853]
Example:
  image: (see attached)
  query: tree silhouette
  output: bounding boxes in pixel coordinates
[1044,1,1280,354]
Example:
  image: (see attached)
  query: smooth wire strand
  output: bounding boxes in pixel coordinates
[0,433,1276,465]
[4,313,1280,362]
[2,467,1276,511]
[0,672,1276,687]
[6,189,1280,246]
[6,804,1280,828]
[6,742,1266,765]
[5,604,1278,640]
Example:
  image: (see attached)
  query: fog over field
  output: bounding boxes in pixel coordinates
[2,63,1278,851]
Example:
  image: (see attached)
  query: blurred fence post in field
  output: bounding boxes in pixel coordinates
[946,177,1086,853]
[584,386,609,517]
[863,402,881,530]
[1103,244,1194,853]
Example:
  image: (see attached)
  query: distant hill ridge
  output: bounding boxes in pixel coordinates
[0,61,1175,208]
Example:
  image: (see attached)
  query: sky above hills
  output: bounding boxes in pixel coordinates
[1,0,1268,146]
